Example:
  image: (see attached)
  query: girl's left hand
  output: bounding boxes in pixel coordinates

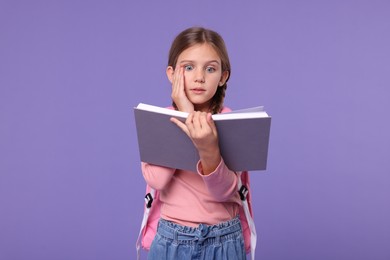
[170,66,194,113]
[170,112,221,175]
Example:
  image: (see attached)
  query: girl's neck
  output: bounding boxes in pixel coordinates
[194,104,211,113]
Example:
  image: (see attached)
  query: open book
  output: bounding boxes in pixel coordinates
[134,103,271,172]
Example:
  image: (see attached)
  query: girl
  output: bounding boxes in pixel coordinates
[142,27,246,260]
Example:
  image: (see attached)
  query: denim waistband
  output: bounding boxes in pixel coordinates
[157,216,242,244]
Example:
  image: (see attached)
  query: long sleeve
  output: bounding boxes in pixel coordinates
[197,158,239,202]
[142,162,176,191]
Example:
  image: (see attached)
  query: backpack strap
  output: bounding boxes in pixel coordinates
[237,171,257,260]
[136,188,156,260]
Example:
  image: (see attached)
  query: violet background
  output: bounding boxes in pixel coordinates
[1,1,389,260]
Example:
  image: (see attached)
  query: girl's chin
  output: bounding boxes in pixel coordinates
[189,99,208,105]
[189,96,211,104]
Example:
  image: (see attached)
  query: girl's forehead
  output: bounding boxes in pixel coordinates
[178,43,221,62]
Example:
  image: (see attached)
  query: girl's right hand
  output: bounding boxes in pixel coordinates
[170,111,221,175]
[171,66,194,113]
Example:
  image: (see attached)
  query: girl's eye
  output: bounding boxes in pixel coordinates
[184,65,193,71]
[206,67,216,73]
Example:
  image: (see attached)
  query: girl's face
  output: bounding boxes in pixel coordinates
[168,43,229,112]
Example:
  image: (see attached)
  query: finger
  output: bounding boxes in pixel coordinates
[170,117,190,136]
[172,67,180,86]
[199,112,211,131]
[206,113,218,135]
[191,112,203,131]
[173,67,184,96]
[172,67,179,92]
[178,66,185,93]
[199,112,215,136]
[185,112,195,133]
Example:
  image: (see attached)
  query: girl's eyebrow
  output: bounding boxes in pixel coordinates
[179,60,220,65]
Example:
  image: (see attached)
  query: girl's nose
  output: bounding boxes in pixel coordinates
[194,69,205,83]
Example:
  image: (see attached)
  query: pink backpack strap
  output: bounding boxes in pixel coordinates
[136,185,160,260]
[237,171,257,260]
[136,186,154,259]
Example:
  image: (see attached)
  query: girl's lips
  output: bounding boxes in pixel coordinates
[191,88,206,94]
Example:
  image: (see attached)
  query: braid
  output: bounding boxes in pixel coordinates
[210,84,227,114]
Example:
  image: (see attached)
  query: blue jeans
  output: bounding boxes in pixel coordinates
[148,216,246,260]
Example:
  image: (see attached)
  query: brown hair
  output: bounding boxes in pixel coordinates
[168,27,231,114]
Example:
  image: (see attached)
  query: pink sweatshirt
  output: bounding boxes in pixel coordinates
[141,107,242,227]
[142,159,241,227]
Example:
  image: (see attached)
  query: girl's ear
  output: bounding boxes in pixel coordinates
[166,66,174,83]
[219,71,229,86]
